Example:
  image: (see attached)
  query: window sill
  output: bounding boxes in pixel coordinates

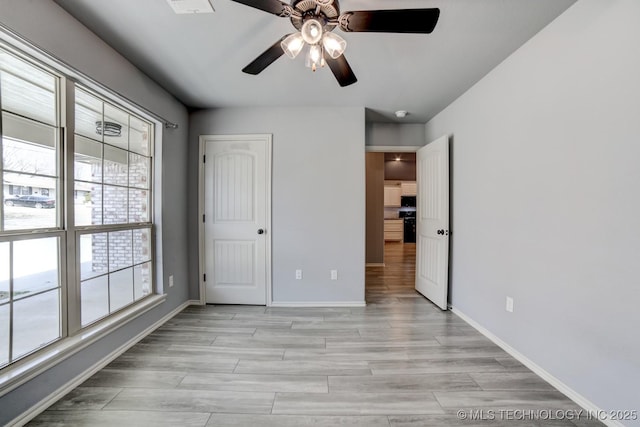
[0,293,167,397]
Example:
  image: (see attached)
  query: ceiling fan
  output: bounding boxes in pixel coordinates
[232,0,440,87]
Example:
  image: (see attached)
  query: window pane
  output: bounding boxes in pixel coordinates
[3,173,57,230]
[75,182,102,226]
[0,242,8,303]
[13,289,60,359]
[13,237,59,299]
[104,145,128,186]
[133,228,151,264]
[110,268,133,312]
[75,89,103,142]
[80,233,108,281]
[2,112,57,176]
[0,303,8,367]
[103,104,129,150]
[129,189,149,223]
[134,262,152,301]
[0,50,57,126]
[81,276,108,326]
[74,136,102,182]
[130,116,150,155]
[103,185,127,224]
[109,230,132,271]
[129,153,149,189]
[75,182,103,226]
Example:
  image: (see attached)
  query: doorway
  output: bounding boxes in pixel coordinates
[365,147,419,303]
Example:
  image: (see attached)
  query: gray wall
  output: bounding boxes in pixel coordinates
[0,1,190,424]
[366,123,425,147]
[424,0,640,419]
[190,107,366,303]
[365,153,384,264]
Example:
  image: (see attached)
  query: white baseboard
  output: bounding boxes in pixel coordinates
[9,300,191,427]
[365,263,385,267]
[451,307,624,427]
[270,301,366,308]
[187,299,204,306]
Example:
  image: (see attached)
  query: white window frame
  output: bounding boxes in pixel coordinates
[0,28,166,397]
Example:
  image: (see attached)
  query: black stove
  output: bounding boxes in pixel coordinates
[399,210,416,243]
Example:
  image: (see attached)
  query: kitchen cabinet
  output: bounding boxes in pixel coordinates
[401,181,417,196]
[384,219,404,241]
[384,186,402,207]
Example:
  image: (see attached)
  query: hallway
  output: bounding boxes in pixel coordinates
[365,242,418,305]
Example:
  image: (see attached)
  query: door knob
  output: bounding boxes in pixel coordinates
[257,229,265,235]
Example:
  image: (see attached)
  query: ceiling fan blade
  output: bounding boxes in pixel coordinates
[325,54,357,87]
[242,36,289,75]
[229,0,293,17]
[338,8,440,33]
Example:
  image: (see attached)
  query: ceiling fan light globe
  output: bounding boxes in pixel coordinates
[301,19,323,44]
[281,33,305,59]
[310,45,322,62]
[322,32,347,59]
[305,44,323,68]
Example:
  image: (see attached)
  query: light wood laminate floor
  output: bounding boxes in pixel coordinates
[29,243,601,426]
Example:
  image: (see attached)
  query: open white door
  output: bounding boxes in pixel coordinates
[416,135,450,310]
[202,135,271,305]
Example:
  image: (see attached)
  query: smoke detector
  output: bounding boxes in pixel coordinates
[395,110,408,118]
[166,0,214,14]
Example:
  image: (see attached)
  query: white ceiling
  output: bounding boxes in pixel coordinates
[54,0,576,123]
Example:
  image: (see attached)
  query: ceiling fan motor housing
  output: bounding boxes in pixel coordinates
[290,0,339,33]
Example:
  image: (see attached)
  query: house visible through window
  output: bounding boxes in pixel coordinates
[8,185,33,196]
[0,43,157,370]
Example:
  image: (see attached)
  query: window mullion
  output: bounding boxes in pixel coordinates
[63,81,81,336]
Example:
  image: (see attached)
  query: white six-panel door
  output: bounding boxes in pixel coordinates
[202,135,271,305]
[416,135,450,310]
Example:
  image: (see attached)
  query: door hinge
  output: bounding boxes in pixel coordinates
[203,155,206,163]
[203,274,206,282]
[202,214,205,223]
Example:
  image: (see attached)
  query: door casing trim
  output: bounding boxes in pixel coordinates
[198,134,273,306]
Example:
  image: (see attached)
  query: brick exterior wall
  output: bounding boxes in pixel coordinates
[88,152,151,299]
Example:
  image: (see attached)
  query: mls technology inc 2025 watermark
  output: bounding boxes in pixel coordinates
[456,409,638,422]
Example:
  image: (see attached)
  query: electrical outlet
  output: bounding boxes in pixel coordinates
[295,269,303,280]
[331,270,338,280]
[169,275,174,288]
[506,296,514,313]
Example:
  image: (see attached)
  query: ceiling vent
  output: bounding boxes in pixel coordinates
[166,0,214,14]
